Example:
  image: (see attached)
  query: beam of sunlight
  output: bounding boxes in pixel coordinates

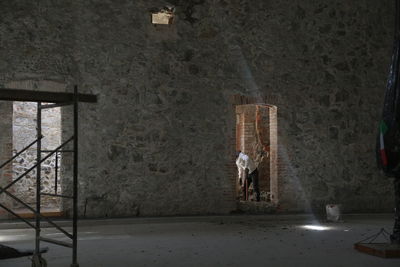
[279,146,336,233]
[301,225,331,231]
[229,42,321,221]
[279,145,314,214]
[229,45,263,101]
[0,234,28,242]
[220,17,337,237]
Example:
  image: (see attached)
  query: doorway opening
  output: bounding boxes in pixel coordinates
[236,104,278,204]
[12,101,63,215]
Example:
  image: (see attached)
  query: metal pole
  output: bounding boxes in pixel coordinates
[392,177,400,244]
[245,179,248,201]
[2,189,73,238]
[55,151,58,194]
[390,0,400,246]
[0,137,73,194]
[71,85,79,267]
[35,102,42,255]
[0,136,43,170]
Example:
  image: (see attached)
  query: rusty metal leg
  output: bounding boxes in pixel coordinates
[55,151,58,194]
[35,102,42,257]
[245,179,248,201]
[391,177,400,244]
[71,85,79,267]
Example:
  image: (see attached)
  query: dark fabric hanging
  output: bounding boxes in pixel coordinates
[377,0,400,177]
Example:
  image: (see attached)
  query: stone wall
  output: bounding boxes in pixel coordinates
[12,101,62,209]
[0,0,395,217]
[0,102,13,218]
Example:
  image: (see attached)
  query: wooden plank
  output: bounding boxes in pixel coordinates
[354,243,400,258]
[0,88,97,103]
[10,207,65,219]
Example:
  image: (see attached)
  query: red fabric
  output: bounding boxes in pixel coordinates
[381,149,388,166]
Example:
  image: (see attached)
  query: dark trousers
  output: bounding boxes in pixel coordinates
[243,168,260,201]
[392,177,400,243]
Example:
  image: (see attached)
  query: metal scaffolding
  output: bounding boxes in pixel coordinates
[0,86,96,267]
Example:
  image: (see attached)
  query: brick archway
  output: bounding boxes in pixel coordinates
[230,95,278,205]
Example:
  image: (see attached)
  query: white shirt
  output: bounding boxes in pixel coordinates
[236,152,257,181]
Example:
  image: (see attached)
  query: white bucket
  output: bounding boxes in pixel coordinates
[326,204,342,222]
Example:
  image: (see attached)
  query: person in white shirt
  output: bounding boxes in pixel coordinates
[236,151,260,202]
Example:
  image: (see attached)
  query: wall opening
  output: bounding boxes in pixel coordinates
[235,104,278,204]
[12,101,63,213]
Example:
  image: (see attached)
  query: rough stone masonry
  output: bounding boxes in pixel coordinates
[0,0,396,217]
[12,101,62,210]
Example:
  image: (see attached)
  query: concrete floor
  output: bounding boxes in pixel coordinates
[0,214,399,267]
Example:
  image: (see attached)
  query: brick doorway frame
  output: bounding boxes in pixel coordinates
[230,94,279,205]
